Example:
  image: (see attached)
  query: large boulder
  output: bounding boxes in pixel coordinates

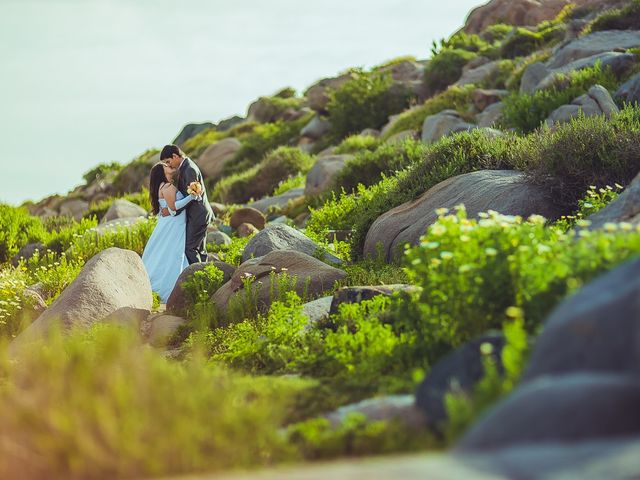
[247,187,305,214]
[471,89,507,112]
[545,84,619,125]
[364,170,561,261]
[421,110,476,144]
[10,248,153,351]
[535,52,637,92]
[11,242,45,267]
[300,115,332,140]
[520,62,550,94]
[455,61,502,88]
[212,250,346,315]
[101,199,147,223]
[166,261,235,315]
[586,171,640,228]
[301,295,333,328]
[196,138,242,182]
[547,30,640,69]
[476,102,504,128]
[206,230,232,246]
[241,224,341,264]
[229,207,266,231]
[304,154,353,196]
[305,73,355,113]
[415,334,505,430]
[172,122,215,147]
[615,72,640,105]
[58,198,89,220]
[457,373,640,451]
[521,258,640,381]
[146,313,188,347]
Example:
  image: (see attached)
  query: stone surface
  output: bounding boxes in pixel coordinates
[301,295,333,328]
[364,170,561,261]
[324,395,426,429]
[457,373,640,451]
[237,223,259,238]
[535,52,637,91]
[587,171,640,228]
[304,154,353,196]
[300,115,332,140]
[146,313,188,347]
[10,247,152,351]
[166,261,235,315]
[230,207,266,231]
[615,72,640,105]
[520,62,550,94]
[58,198,89,220]
[247,187,305,214]
[241,224,341,264]
[476,102,504,128]
[471,89,507,112]
[416,334,505,429]
[455,61,502,87]
[421,110,476,144]
[521,258,640,381]
[11,242,45,267]
[305,73,355,113]
[101,199,147,223]
[212,250,346,315]
[329,284,418,315]
[207,230,233,246]
[545,84,619,125]
[197,138,242,182]
[547,30,640,69]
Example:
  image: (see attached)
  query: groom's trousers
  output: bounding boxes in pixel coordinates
[185,221,208,264]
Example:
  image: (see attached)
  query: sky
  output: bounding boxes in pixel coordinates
[0,0,483,205]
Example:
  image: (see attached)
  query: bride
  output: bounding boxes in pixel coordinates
[142,162,199,303]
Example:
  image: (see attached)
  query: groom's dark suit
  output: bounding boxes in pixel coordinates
[175,157,214,264]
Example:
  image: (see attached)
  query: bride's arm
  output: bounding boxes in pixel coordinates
[164,185,196,215]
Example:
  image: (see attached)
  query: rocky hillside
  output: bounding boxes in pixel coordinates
[2,0,640,478]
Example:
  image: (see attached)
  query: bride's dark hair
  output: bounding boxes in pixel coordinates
[149,163,167,215]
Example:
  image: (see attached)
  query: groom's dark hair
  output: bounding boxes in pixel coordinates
[160,144,185,160]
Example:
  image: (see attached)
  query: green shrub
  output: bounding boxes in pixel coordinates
[181,263,225,315]
[588,0,640,32]
[327,69,413,141]
[111,149,159,195]
[0,266,34,338]
[0,324,311,479]
[555,184,623,231]
[82,161,122,184]
[333,134,382,155]
[181,127,223,158]
[224,114,314,175]
[397,206,640,364]
[45,217,97,254]
[479,59,516,90]
[501,28,544,59]
[208,235,251,266]
[423,49,478,96]
[272,172,306,196]
[381,84,475,139]
[501,62,619,133]
[332,138,428,194]
[84,188,151,221]
[516,106,640,209]
[249,95,304,123]
[480,23,514,43]
[437,32,489,53]
[24,249,83,304]
[213,146,314,203]
[0,205,48,264]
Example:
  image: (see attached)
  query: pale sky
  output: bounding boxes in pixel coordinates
[0,0,482,205]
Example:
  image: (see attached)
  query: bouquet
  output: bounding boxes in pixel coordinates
[187,181,203,196]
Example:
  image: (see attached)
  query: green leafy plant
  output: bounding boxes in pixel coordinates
[423,48,477,96]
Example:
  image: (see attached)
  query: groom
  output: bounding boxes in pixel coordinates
[160,144,214,264]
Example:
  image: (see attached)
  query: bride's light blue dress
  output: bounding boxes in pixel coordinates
[142,192,194,303]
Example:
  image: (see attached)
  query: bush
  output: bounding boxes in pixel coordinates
[82,161,122,185]
[224,114,314,175]
[181,127,224,158]
[504,49,553,91]
[0,205,48,264]
[45,217,97,254]
[423,49,477,96]
[588,0,640,32]
[397,206,640,364]
[479,59,516,90]
[381,84,475,139]
[0,266,34,338]
[327,69,413,141]
[501,62,619,133]
[333,134,382,155]
[212,146,314,203]
[0,325,312,479]
[332,138,428,194]
[480,23,513,43]
[84,188,151,221]
[515,106,640,209]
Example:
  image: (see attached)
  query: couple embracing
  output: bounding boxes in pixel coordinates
[142,144,215,302]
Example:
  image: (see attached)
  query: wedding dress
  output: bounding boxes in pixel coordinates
[142,192,195,303]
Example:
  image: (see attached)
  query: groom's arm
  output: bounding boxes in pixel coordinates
[175,164,200,214]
